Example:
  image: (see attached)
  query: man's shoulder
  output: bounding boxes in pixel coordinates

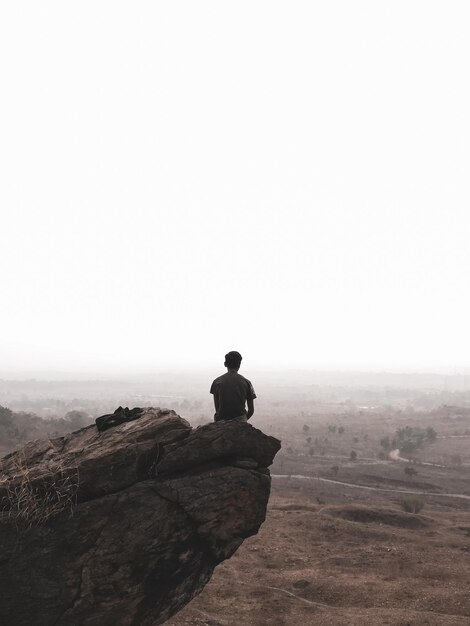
[236,373,253,385]
[211,373,228,385]
[239,374,256,399]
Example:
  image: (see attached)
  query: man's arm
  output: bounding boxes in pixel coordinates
[210,380,220,421]
[212,390,220,421]
[246,379,256,420]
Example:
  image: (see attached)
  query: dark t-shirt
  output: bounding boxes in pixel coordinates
[210,372,256,421]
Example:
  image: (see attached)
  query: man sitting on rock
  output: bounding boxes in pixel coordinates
[210,351,256,422]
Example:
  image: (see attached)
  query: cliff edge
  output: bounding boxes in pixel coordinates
[0,408,281,626]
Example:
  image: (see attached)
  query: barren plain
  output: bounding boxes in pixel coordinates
[167,407,470,626]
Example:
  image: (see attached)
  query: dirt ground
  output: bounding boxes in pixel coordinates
[166,410,470,626]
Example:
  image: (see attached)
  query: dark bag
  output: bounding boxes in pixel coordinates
[95,406,143,432]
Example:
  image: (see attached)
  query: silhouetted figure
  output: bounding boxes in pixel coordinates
[210,351,256,422]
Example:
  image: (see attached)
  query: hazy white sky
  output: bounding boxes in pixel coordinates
[1,2,469,375]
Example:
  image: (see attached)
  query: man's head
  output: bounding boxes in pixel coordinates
[224,351,242,371]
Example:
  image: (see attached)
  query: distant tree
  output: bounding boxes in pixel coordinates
[425,427,437,443]
[338,426,345,435]
[384,425,438,455]
[65,410,90,430]
[349,450,357,462]
[328,425,336,434]
[404,466,417,479]
[380,436,391,450]
[331,465,339,476]
[306,436,312,444]
[286,446,294,455]
[302,424,310,434]
[0,406,13,428]
[400,496,424,514]
[308,447,315,456]
[353,436,359,443]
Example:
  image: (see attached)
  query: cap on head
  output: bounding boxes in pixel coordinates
[224,351,242,369]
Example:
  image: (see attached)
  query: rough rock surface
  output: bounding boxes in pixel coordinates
[0,408,280,626]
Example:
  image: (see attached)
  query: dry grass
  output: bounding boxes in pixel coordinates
[0,449,79,527]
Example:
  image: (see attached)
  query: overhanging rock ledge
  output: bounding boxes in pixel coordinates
[0,408,281,626]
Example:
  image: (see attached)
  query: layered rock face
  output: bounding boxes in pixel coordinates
[0,409,280,626]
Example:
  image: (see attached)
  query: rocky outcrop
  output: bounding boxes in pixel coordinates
[0,409,280,626]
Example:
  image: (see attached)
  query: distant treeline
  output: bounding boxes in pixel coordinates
[380,425,437,454]
[0,406,92,457]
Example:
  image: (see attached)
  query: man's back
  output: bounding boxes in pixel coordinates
[210,371,256,421]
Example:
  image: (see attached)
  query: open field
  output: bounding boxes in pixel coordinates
[167,408,470,626]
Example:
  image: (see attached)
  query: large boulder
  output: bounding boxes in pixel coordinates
[0,409,280,626]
